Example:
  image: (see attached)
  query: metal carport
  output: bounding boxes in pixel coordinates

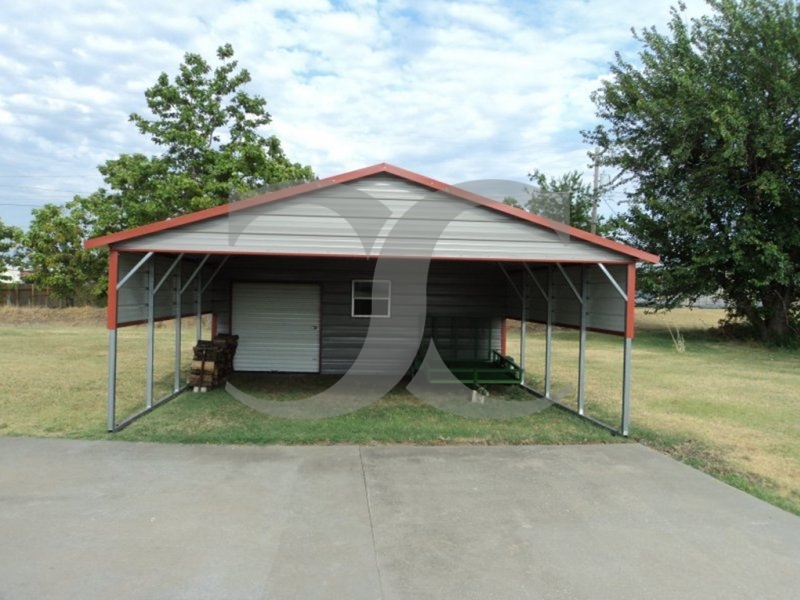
[84,163,658,434]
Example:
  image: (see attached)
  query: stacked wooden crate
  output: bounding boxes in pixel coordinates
[189,334,239,392]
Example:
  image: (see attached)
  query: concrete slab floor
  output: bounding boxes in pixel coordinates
[0,438,798,599]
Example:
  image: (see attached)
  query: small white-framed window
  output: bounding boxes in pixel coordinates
[352,279,391,318]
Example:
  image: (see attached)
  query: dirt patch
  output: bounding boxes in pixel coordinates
[0,306,106,326]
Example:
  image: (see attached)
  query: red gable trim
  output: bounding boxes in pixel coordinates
[84,162,659,263]
[106,250,119,331]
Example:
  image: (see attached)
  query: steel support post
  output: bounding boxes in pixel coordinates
[545,265,553,397]
[621,337,632,436]
[174,267,182,392]
[107,329,118,432]
[196,273,203,341]
[522,264,551,396]
[520,271,527,385]
[172,254,210,343]
[555,263,586,413]
[577,265,588,415]
[497,262,526,384]
[145,262,156,409]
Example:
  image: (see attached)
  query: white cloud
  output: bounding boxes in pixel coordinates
[0,0,709,227]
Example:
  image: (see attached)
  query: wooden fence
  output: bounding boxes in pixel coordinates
[0,284,67,308]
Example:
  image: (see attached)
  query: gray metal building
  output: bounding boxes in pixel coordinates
[86,163,658,434]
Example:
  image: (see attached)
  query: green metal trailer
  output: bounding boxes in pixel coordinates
[413,349,524,386]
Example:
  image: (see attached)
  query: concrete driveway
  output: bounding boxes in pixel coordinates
[1,438,798,599]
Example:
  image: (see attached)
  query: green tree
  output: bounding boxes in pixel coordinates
[22,203,106,304]
[505,169,606,233]
[585,0,800,342]
[25,42,316,303]
[80,43,314,236]
[0,218,23,283]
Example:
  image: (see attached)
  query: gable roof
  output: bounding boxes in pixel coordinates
[84,162,659,263]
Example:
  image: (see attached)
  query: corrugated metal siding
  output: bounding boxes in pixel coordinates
[232,283,320,372]
[116,253,215,325]
[505,264,628,334]
[585,264,627,333]
[419,317,499,362]
[115,174,630,263]
[552,265,583,327]
[520,266,550,325]
[213,256,506,374]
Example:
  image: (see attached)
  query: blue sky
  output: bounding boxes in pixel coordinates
[0,0,707,228]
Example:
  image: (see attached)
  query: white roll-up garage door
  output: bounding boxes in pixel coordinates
[232,283,320,372]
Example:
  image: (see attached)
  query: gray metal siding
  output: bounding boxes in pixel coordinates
[115,174,631,263]
[419,317,500,363]
[552,265,583,328]
[116,253,215,326]
[213,256,506,374]
[584,265,628,333]
[505,264,628,334]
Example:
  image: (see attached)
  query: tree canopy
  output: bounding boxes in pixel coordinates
[0,218,23,283]
[22,203,105,303]
[22,44,314,302]
[81,43,314,238]
[585,0,800,342]
[504,168,607,234]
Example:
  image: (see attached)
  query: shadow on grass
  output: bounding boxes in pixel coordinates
[106,373,621,447]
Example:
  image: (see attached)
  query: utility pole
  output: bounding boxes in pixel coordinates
[590,148,601,235]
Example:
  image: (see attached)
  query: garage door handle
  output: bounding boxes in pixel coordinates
[312,325,318,330]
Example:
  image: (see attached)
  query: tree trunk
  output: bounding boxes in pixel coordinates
[739,302,766,340]
[765,310,788,341]
[762,288,792,343]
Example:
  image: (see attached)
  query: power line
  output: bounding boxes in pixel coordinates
[0,175,89,178]
[602,197,620,214]
[0,184,84,192]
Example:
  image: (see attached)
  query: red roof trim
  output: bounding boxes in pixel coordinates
[626,262,637,339]
[106,250,119,331]
[103,247,636,265]
[84,162,659,263]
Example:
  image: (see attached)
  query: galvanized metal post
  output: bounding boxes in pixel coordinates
[621,338,632,436]
[107,329,117,432]
[145,262,155,409]
[545,265,553,398]
[196,273,203,341]
[520,270,527,386]
[174,268,182,392]
[522,264,549,397]
[577,265,588,415]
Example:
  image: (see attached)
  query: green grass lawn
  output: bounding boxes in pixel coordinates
[109,379,611,446]
[507,309,800,515]
[1,305,798,515]
[0,308,613,446]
